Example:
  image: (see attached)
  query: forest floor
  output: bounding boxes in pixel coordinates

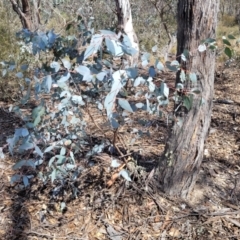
[0,61,240,240]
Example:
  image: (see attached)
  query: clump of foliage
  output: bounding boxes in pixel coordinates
[0,13,234,207]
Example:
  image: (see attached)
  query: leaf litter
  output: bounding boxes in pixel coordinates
[0,63,240,239]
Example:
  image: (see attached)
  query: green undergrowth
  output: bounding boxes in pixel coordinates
[216,20,240,63]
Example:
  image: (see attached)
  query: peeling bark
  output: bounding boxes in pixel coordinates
[157,0,219,198]
[115,0,139,66]
[9,0,40,31]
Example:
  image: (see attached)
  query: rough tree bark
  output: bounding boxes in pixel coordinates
[115,0,139,66]
[9,0,41,31]
[236,9,240,33]
[157,0,219,198]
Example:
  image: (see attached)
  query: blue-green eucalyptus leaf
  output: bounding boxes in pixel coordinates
[21,64,29,71]
[156,61,164,71]
[16,72,24,78]
[119,169,131,181]
[57,72,70,83]
[118,98,133,113]
[165,61,178,71]
[160,82,169,98]
[152,45,158,52]
[19,142,34,151]
[12,159,36,170]
[50,61,60,72]
[10,174,21,185]
[105,38,123,57]
[126,68,138,78]
[189,72,197,83]
[148,66,156,77]
[75,65,92,81]
[23,176,29,187]
[134,76,143,87]
[62,59,71,70]
[51,168,57,183]
[35,145,43,158]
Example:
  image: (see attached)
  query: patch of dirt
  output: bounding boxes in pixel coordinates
[189,64,240,238]
[0,65,240,239]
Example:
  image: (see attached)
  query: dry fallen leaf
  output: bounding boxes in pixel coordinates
[107,172,119,187]
[169,227,180,237]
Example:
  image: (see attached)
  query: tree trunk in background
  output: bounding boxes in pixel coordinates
[157,0,219,198]
[115,0,139,66]
[237,9,240,33]
[9,0,40,31]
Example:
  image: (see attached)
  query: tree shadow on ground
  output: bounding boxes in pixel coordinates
[189,105,240,207]
[5,190,31,240]
[0,163,31,240]
[0,132,161,239]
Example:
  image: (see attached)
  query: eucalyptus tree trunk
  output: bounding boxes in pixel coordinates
[9,0,41,31]
[237,9,240,33]
[115,0,139,66]
[157,0,219,198]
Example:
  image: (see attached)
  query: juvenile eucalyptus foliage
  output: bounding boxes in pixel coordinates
[0,21,170,193]
[0,12,234,199]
